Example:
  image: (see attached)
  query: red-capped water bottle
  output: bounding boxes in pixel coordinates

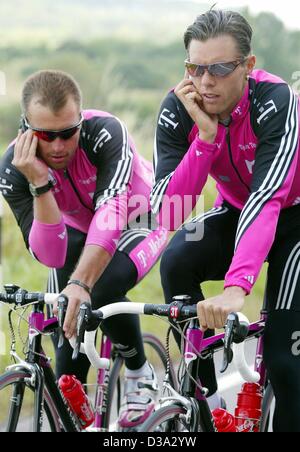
[212,408,237,432]
[234,383,263,432]
[59,375,95,430]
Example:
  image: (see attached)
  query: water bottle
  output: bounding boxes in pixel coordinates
[235,383,263,432]
[59,375,95,430]
[212,408,237,432]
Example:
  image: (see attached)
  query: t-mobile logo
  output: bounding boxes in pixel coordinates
[158,109,179,130]
[257,100,278,125]
[137,250,148,269]
[93,128,112,152]
[0,177,13,193]
[291,332,300,356]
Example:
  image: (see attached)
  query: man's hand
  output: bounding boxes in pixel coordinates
[197,287,246,331]
[53,284,91,339]
[12,129,49,185]
[174,73,218,144]
[52,246,112,340]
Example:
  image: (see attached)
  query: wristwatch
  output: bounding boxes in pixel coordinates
[29,181,53,197]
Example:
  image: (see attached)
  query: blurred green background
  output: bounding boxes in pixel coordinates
[1,0,299,372]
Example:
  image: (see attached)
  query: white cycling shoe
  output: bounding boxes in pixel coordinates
[118,363,159,430]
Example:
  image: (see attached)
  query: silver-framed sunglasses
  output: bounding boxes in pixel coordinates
[185,58,247,78]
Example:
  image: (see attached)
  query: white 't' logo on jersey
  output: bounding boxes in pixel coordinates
[93,128,112,152]
[158,108,179,130]
[257,100,278,125]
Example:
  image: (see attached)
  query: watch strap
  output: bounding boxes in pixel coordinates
[67,279,92,296]
[29,181,53,197]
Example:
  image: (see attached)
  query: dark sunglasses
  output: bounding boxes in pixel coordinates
[23,114,84,142]
[185,58,246,78]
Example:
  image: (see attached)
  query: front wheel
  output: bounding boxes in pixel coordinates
[0,369,61,432]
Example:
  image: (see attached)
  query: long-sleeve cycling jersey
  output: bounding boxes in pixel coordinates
[0,110,157,269]
[151,69,300,294]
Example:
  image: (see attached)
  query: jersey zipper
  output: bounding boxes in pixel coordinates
[64,169,94,213]
[226,127,251,192]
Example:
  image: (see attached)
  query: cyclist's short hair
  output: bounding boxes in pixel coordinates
[184,9,253,58]
[21,70,82,114]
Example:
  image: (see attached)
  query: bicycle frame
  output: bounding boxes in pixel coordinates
[6,299,124,432]
[177,310,268,431]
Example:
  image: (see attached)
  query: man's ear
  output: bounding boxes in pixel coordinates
[246,55,256,76]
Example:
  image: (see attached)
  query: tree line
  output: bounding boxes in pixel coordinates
[0,10,299,146]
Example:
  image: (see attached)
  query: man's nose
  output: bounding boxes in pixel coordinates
[51,138,65,152]
[199,70,217,88]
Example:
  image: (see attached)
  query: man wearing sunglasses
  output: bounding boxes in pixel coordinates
[152,9,300,431]
[0,70,168,430]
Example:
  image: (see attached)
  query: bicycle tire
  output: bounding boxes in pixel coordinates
[106,333,176,431]
[0,369,61,432]
[138,403,189,432]
[260,384,274,432]
[104,355,123,430]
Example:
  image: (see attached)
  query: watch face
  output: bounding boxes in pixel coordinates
[29,184,38,197]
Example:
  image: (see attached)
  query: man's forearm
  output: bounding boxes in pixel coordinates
[71,245,112,289]
[224,286,247,296]
[33,191,62,224]
[29,191,67,268]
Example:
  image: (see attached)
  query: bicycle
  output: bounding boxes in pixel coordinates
[71,295,274,433]
[0,284,176,432]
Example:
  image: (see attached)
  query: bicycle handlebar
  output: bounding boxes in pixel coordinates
[0,289,59,306]
[79,302,260,383]
[0,288,260,383]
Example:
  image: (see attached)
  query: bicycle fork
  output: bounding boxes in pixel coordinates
[6,358,45,432]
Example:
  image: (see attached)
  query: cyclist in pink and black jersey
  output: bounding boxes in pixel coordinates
[152,10,300,432]
[0,70,168,430]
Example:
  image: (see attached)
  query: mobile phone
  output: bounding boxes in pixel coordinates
[19,116,27,133]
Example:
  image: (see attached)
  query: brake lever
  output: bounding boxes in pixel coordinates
[72,302,90,361]
[220,312,238,373]
[57,295,68,348]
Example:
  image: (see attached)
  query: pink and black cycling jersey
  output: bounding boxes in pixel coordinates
[0,110,167,278]
[151,69,300,294]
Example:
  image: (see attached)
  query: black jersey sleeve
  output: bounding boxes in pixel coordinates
[0,145,33,248]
